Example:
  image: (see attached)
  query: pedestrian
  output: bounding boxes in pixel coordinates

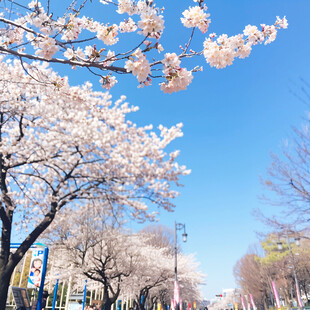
[41,290,49,309]
[31,290,49,310]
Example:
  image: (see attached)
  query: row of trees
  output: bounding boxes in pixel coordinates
[232,78,310,309]
[234,231,310,310]
[44,213,204,310]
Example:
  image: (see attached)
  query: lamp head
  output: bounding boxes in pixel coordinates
[277,241,283,250]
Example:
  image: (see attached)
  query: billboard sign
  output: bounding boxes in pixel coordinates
[27,249,44,288]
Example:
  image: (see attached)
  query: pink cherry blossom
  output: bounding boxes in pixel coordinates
[181,6,211,33]
[125,48,151,83]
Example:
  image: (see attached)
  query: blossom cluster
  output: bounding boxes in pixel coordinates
[160,53,193,94]
[181,5,211,33]
[0,58,190,233]
[203,16,288,69]
[0,0,287,93]
[125,48,151,83]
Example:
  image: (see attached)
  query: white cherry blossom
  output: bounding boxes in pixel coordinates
[0,1,287,92]
[119,18,138,32]
[125,48,151,83]
[181,6,211,34]
[138,10,164,38]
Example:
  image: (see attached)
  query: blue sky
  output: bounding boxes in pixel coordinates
[11,0,310,301]
[108,0,310,300]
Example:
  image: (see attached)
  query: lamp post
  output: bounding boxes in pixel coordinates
[173,222,188,310]
[174,222,188,281]
[277,232,303,308]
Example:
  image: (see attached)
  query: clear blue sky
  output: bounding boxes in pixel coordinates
[14,0,310,301]
[110,0,310,300]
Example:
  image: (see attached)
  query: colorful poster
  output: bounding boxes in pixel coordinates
[27,248,44,288]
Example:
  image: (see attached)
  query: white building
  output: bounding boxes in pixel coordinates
[208,289,241,310]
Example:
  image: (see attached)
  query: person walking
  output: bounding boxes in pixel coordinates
[31,290,49,310]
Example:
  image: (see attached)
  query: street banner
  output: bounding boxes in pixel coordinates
[243,295,250,310]
[271,281,281,309]
[240,296,246,310]
[249,294,256,310]
[27,248,45,288]
[296,282,304,308]
[174,281,180,305]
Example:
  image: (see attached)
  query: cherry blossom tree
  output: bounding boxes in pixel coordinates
[0,59,189,307]
[124,232,204,310]
[46,215,204,310]
[140,224,174,253]
[45,205,143,310]
[123,243,174,310]
[50,233,139,310]
[0,0,287,93]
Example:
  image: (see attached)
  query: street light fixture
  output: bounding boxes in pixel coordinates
[173,222,188,310]
[175,222,187,282]
[277,231,303,308]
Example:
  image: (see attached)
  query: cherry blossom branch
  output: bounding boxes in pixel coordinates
[0,46,128,73]
[182,27,196,55]
[6,0,32,12]
[0,17,38,37]
[71,0,90,17]
[19,56,48,84]
[115,35,150,59]
[0,1,287,93]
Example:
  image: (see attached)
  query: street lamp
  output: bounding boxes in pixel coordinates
[277,232,303,308]
[173,222,188,310]
[174,222,187,282]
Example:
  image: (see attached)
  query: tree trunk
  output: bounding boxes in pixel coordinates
[0,200,58,308]
[0,268,12,310]
[103,297,113,310]
[263,296,268,310]
[102,285,119,310]
[135,299,146,310]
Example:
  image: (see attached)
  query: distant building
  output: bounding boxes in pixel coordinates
[208,289,241,310]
